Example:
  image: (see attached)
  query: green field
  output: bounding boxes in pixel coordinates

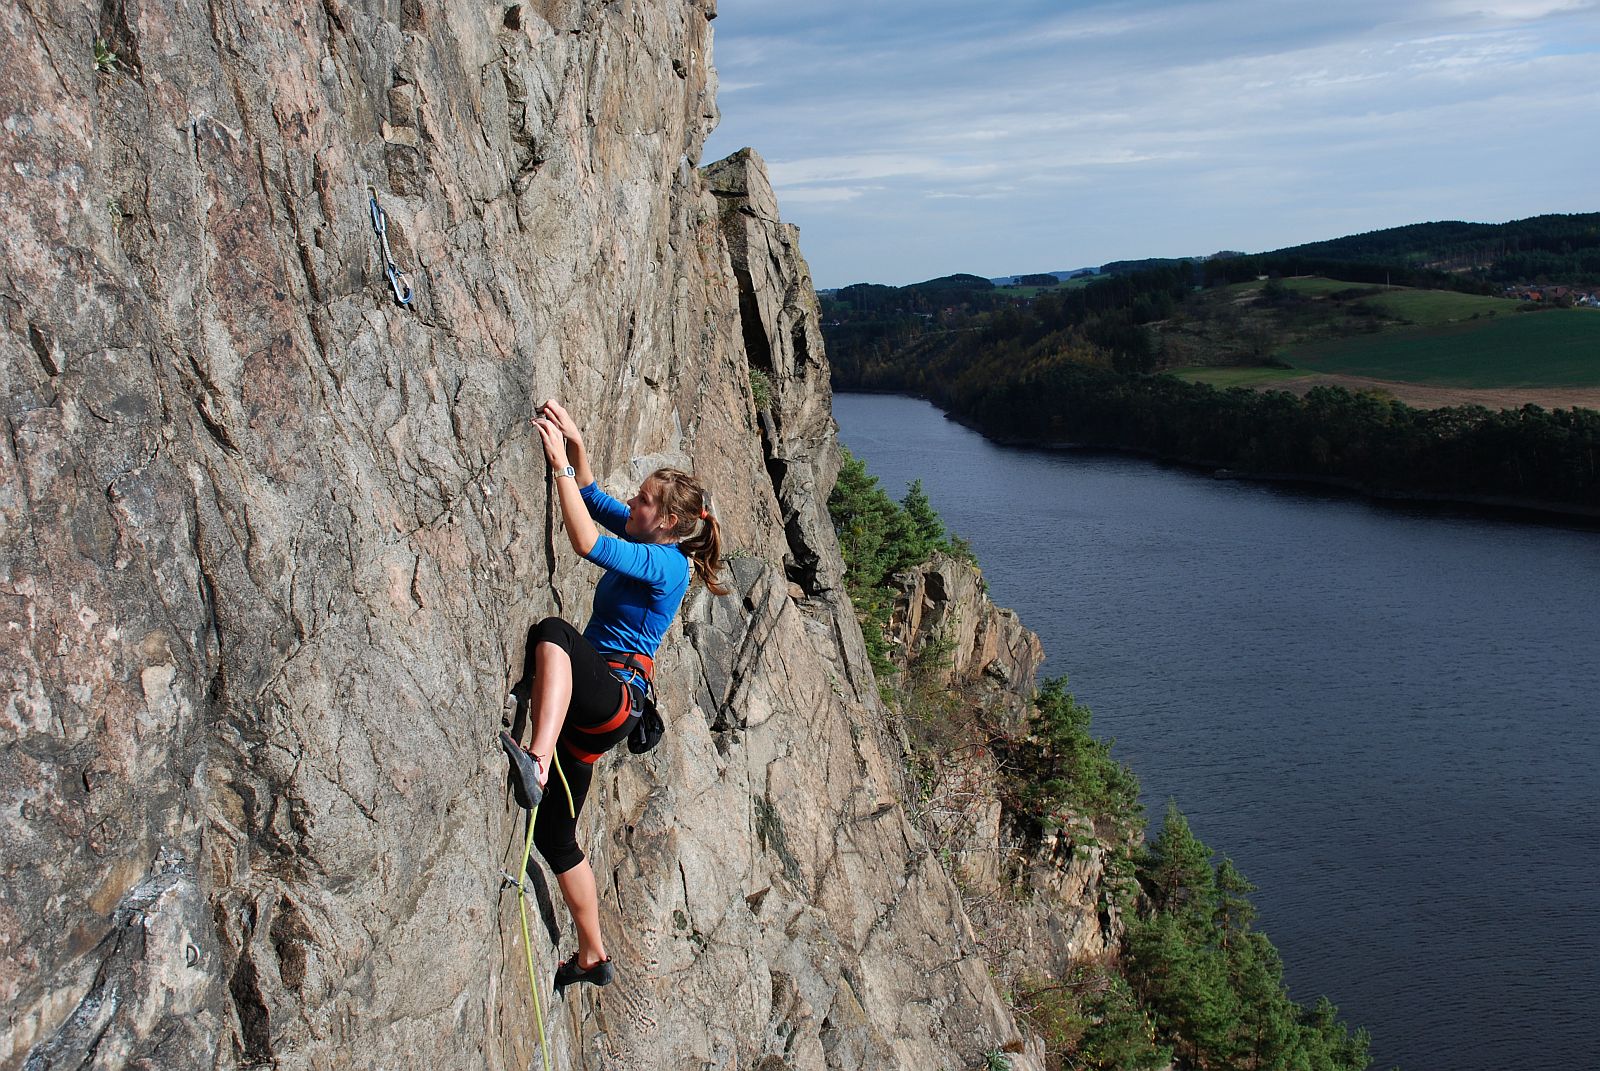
[1169,366,1311,389]
[1224,277,1366,298]
[997,276,1098,298]
[1282,309,1600,387]
[1361,288,1522,325]
[1279,277,1362,297]
[1237,277,1524,322]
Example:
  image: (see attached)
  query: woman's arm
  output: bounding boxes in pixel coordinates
[539,398,629,532]
[579,482,631,536]
[538,399,595,486]
[534,416,599,557]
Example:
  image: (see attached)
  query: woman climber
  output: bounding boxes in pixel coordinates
[498,398,728,992]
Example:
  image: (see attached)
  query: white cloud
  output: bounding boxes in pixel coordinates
[924,190,1004,201]
[1431,0,1597,18]
[769,153,1001,186]
[768,153,938,185]
[1031,11,1161,42]
[776,186,873,204]
[704,1,1600,285]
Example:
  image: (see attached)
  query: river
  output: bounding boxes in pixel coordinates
[833,392,1599,1071]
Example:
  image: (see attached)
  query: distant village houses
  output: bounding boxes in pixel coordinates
[1502,283,1600,307]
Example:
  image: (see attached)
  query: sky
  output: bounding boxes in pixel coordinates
[701,0,1600,288]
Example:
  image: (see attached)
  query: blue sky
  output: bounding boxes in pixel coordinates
[702,1,1600,288]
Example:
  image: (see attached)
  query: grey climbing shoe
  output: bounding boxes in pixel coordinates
[498,731,544,810]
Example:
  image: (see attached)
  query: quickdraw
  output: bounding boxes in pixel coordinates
[367,186,414,306]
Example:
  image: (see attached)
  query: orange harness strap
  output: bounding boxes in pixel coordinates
[561,653,654,764]
[574,683,635,737]
[607,652,654,682]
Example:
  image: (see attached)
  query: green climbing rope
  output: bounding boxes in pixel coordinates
[552,750,575,817]
[514,810,550,1071]
[510,751,576,1071]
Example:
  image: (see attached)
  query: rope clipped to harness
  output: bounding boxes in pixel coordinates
[551,749,575,816]
[367,186,413,306]
[507,752,575,1071]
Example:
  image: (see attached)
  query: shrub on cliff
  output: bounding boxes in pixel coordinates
[998,677,1143,841]
[1016,968,1170,1071]
[828,449,972,674]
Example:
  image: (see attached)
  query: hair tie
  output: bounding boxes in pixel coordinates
[699,507,709,520]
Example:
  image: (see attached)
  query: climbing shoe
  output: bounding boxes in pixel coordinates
[554,954,613,993]
[498,731,544,810]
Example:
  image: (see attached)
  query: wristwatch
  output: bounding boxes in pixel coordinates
[556,465,576,480]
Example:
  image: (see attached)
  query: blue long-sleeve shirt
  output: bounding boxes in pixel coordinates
[577,481,690,658]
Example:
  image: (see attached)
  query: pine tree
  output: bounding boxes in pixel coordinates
[827,449,971,676]
[1213,856,1257,953]
[1076,971,1171,1071]
[1225,931,1299,1069]
[900,479,946,557]
[1144,802,1216,924]
[1125,912,1237,1069]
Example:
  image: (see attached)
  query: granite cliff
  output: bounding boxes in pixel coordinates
[2,4,1115,1068]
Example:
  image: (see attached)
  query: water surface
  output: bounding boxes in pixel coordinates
[835,392,1600,1071]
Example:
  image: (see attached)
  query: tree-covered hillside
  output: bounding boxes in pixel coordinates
[827,455,1374,1071]
[1267,213,1600,284]
[821,230,1600,511]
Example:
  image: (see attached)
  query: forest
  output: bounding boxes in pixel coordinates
[821,214,1600,512]
[1261,213,1600,284]
[1095,213,1600,288]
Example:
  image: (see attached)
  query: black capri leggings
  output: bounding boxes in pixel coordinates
[514,617,638,874]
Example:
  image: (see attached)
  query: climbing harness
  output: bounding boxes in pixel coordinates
[505,749,576,1071]
[607,652,665,755]
[556,654,648,763]
[555,652,660,763]
[367,186,413,306]
[606,651,655,691]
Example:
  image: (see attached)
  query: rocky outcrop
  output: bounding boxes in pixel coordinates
[591,146,1040,1071]
[2,4,1047,1069]
[887,554,1044,725]
[704,148,838,598]
[885,556,1123,987]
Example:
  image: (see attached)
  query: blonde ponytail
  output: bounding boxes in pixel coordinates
[650,468,730,595]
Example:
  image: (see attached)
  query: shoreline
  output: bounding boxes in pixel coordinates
[838,390,1600,524]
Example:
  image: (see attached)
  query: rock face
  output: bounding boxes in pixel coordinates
[0,4,1082,1070]
[702,148,837,598]
[887,554,1044,725]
